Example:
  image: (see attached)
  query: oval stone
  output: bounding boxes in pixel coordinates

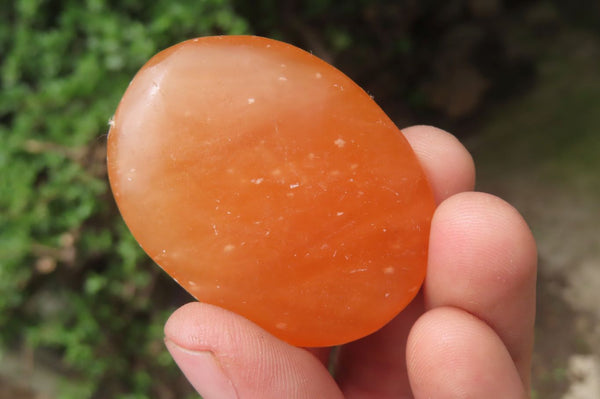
[107,36,435,347]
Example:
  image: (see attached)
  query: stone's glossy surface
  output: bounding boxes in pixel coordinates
[107,36,435,347]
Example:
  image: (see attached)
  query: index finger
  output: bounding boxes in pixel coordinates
[334,125,476,397]
[402,125,476,204]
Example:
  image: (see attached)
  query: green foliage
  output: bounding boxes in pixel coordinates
[1,0,248,396]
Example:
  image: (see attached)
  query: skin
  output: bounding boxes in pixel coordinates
[163,125,537,399]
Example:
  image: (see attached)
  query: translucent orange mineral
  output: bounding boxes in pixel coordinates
[107,36,435,347]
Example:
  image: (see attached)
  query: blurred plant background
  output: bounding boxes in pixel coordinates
[1,0,599,398]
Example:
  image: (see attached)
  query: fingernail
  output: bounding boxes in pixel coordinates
[165,339,238,399]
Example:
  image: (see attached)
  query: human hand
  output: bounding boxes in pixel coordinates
[163,125,537,399]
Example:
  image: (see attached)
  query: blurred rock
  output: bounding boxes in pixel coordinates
[562,355,600,399]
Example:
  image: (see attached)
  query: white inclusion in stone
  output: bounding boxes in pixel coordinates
[315,72,322,79]
[216,285,221,289]
[334,138,346,148]
[275,322,287,330]
[383,266,395,275]
[223,244,235,252]
[271,169,282,176]
[188,280,197,286]
[250,177,264,184]
[349,267,368,274]
[289,183,300,189]
[336,211,344,216]
[278,76,287,81]
[247,98,255,104]
[211,224,219,236]
[126,168,136,182]
[384,292,391,298]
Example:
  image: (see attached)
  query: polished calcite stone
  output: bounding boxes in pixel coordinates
[107,36,435,347]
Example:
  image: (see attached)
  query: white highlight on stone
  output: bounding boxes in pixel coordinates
[149,82,160,96]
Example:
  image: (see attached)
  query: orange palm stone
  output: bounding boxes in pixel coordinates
[107,36,435,347]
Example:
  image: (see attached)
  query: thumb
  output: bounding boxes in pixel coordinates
[164,302,344,399]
